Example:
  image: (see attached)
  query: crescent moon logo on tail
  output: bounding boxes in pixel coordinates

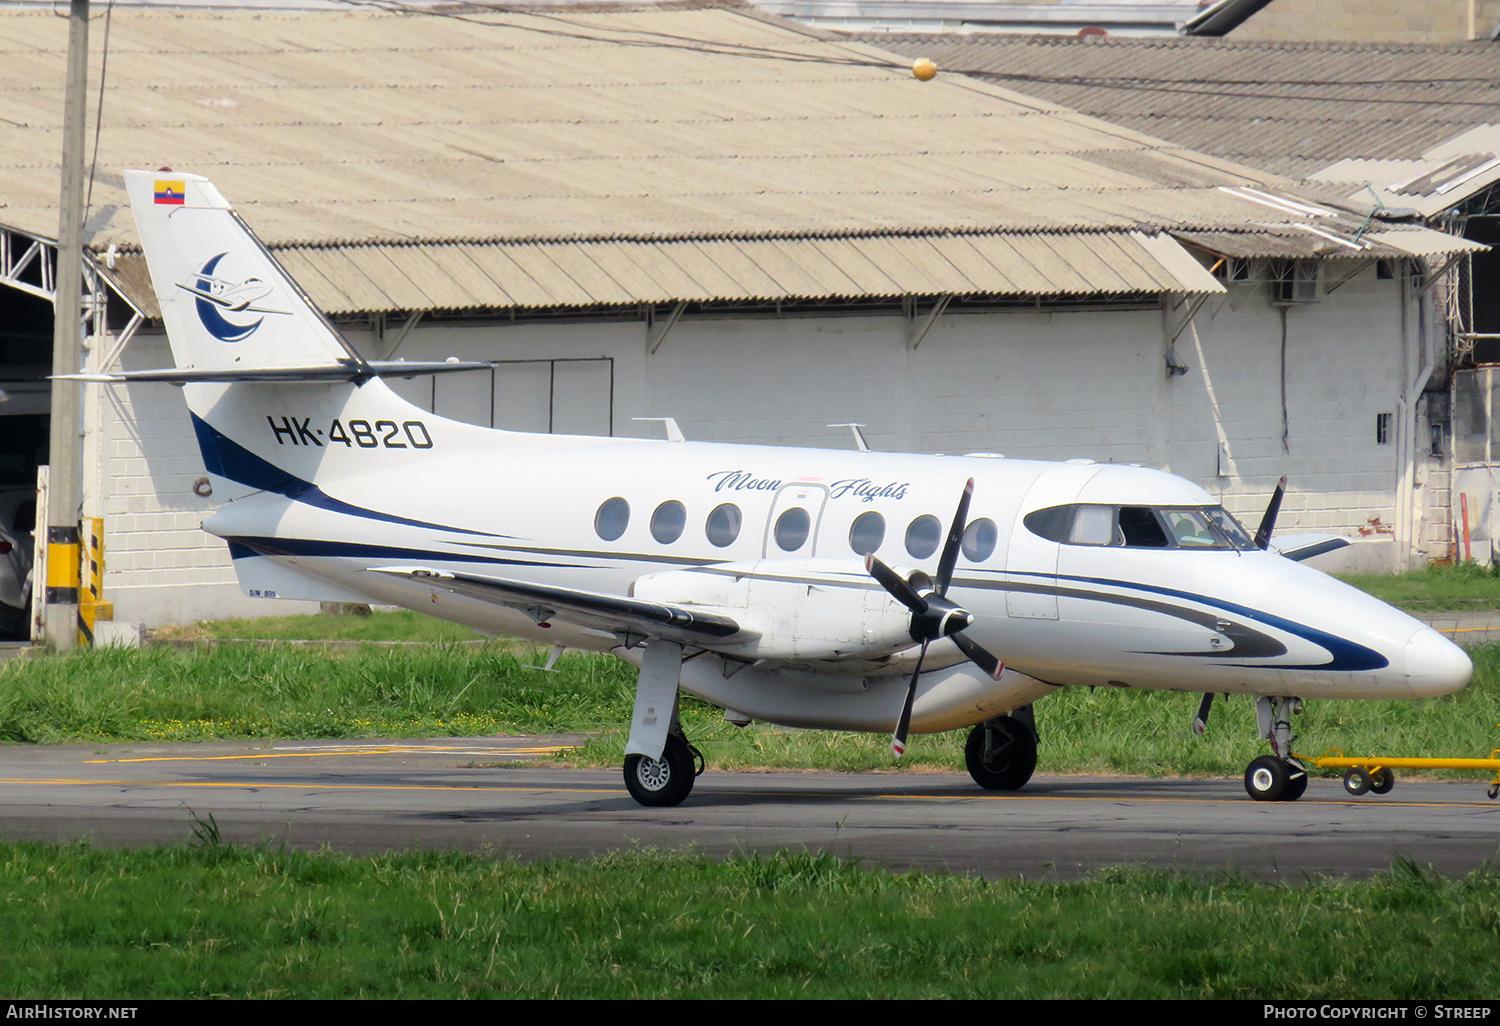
[185,253,267,342]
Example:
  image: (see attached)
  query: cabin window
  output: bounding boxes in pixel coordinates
[1205,507,1254,548]
[1162,509,1220,548]
[848,511,885,556]
[1069,505,1118,546]
[1027,502,1256,550]
[905,514,942,559]
[1119,507,1170,548]
[1023,504,1073,543]
[774,507,811,552]
[706,503,743,547]
[594,497,630,542]
[962,518,997,562]
[650,500,686,544]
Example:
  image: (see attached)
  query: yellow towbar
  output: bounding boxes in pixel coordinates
[1297,748,1500,800]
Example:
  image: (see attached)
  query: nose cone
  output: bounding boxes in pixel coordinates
[1406,626,1472,697]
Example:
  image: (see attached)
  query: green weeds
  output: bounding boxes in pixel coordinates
[1338,561,1500,611]
[1,637,1497,780]
[1,841,1496,998]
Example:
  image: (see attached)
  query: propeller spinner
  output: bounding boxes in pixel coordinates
[865,478,1005,757]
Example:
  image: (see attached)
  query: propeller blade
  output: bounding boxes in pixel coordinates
[1254,476,1287,550]
[865,553,928,615]
[954,633,1005,680]
[892,640,929,757]
[934,478,974,595]
[1192,692,1214,735]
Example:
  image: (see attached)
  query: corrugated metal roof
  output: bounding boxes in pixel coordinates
[853,31,1500,180]
[0,4,1461,314]
[113,230,1224,318]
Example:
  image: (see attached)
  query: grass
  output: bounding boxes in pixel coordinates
[3,562,1499,778]
[1338,561,1500,611]
[2,842,1497,999]
[1,634,1496,783]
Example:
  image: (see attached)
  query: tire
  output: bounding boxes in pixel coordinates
[1369,767,1395,795]
[965,716,1037,791]
[1343,767,1372,796]
[1282,760,1309,802]
[623,734,696,807]
[1245,755,1289,801]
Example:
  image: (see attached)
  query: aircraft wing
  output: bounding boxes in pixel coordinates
[370,567,755,646]
[1273,534,1351,562]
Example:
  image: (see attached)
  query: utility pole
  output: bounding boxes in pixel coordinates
[44,0,89,651]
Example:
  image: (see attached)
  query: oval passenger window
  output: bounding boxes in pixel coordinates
[962,518,997,562]
[706,503,743,548]
[905,515,941,559]
[774,507,811,551]
[594,497,630,541]
[848,510,885,556]
[651,500,686,544]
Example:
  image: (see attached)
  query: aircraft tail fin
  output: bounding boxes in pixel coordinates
[123,170,362,377]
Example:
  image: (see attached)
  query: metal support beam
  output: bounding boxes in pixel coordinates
[647,301,687,355]
[907,295,951,351]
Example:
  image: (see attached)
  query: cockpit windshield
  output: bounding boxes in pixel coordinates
[1024,503,1257,551]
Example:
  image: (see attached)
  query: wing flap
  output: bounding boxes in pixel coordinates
[371,567,754,645]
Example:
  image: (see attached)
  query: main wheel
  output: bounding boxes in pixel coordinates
[623,734,696,807]
[1369,767,1395,795]
[965,716,1037,791]
[1245,755,1290,801]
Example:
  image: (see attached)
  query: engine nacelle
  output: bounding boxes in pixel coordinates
[632,558,914,662]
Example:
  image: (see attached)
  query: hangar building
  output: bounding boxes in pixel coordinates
[0,3,1477,630]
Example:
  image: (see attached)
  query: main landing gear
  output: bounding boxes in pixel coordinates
[964,709,1038,791]
[623,732,704,807]
[1243,695,1308,802]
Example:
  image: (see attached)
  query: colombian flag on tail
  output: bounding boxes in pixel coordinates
[153,180,186,205]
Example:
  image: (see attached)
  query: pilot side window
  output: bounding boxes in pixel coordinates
[706,503,743,548]
[1069,505,1118,546]
[1027,502,1253,550]
[905,515,942,560]
[774,507,811,552]
[650,500,686,544]
[848,511,885,556]
[1118,507,1170,548]
[594,497,630,542]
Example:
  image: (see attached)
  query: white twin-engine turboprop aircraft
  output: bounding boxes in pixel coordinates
[101,169,1473,807]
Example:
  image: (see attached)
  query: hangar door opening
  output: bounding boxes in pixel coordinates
[0,277,50,640]
[396,357,615,436]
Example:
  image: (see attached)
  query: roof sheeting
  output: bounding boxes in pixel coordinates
[117,230,1224,318]
[0,5,1460,314]
[854,31,1500,181]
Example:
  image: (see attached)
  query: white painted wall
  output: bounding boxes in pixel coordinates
[94,266,1434,626]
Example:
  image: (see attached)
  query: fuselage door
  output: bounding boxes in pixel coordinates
[1006,463,1104,620]
[763,482,829,558]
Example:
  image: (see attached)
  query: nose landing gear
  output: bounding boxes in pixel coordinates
[1243,695,1308,802]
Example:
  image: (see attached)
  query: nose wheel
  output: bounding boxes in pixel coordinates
[1244,755,1308,802]
[1243,696,1307,801]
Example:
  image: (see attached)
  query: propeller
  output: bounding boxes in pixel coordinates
[1253,476,1287,550]
[865,478,1005,757]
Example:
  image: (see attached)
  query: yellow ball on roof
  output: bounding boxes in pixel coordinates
[912,58,937,81]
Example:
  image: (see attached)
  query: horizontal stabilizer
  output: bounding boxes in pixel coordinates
[371,567,755,646]
[56,359,494,385]
[1274,534,1351,563]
